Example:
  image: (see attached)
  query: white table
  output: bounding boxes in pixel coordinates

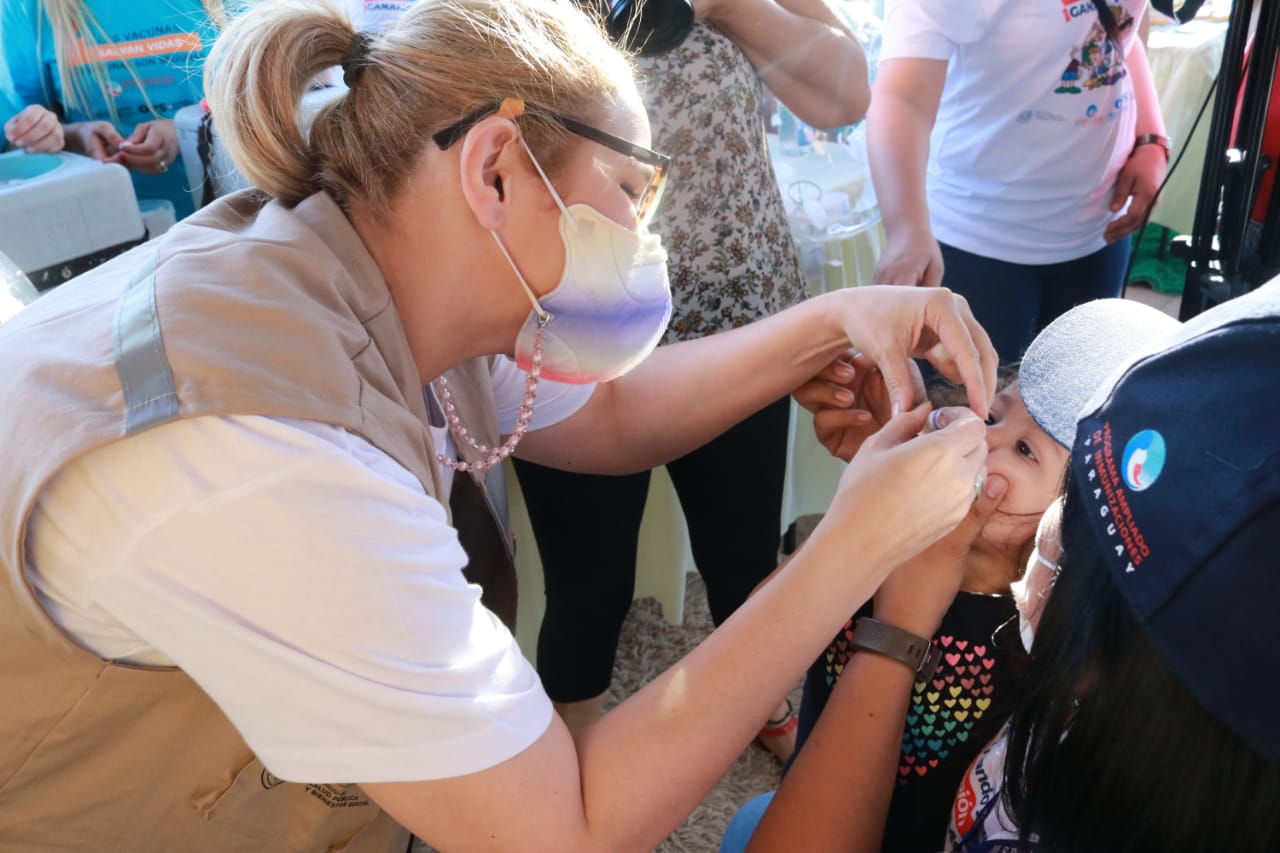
[1147,19,1230,235]
[769,137,883,525]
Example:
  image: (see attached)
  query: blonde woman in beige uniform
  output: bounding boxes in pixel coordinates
[0,2,997,850]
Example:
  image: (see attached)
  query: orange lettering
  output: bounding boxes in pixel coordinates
[71,33,202,66]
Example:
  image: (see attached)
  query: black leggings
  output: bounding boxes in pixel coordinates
[513,396,792,702]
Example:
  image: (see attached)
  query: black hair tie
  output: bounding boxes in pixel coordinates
[341,31,374,88]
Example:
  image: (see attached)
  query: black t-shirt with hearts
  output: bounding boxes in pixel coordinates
[792,592,1030,853]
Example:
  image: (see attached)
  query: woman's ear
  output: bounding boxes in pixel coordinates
[456,118,524,231]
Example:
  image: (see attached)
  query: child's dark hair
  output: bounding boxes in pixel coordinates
[926,363,1020,410]
[1001,467,1280,852]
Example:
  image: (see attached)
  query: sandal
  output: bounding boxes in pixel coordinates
[756,697,798,763]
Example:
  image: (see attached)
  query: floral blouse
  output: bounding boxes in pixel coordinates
[638,23,807,345]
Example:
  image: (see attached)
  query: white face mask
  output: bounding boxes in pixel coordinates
[1014,546,1061,654]
[491,139,672,385]
[1018,609,1036,656]
[1015,497,1065,654]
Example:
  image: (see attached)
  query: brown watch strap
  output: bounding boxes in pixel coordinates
[1132,133,1171,159]
[849,617,942,682]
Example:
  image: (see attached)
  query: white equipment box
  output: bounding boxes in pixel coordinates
[0,151,145,289]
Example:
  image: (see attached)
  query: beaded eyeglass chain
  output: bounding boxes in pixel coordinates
[431,323,547,474]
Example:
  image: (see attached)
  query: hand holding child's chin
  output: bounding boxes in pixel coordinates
[874,472,1009,637]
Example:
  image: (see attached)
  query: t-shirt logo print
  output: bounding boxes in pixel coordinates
[900,636,995,783]
[1055,4,1134,95]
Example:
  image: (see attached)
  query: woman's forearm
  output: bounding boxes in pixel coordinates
[747,651,916,853]
[520,292,848,473]
[531,416,988,853]
[517,284,996,475]
[868,94,933,237]
[867,59,946,239]
[365,537,908,853]
[706,0,869,128]
[368,414,993,853]
[575,537,900,851]
[1125,39,1166,139]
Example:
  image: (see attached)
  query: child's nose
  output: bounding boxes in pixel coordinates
[985,425,1013,455]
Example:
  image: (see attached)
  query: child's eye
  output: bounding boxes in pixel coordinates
[984,413,996,426]
[1017,440,1038,461]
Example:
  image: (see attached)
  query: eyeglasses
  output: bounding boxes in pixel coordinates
[432,98,671,226]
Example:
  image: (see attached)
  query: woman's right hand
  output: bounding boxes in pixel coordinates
[808,403,988,578]
[873,227,945,287]
[63,120,125,162]
[3,105,64,153]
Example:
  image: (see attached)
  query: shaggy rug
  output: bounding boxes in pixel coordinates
[606,573,800,853]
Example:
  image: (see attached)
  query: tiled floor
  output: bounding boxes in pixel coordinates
[1123,281,1183,318]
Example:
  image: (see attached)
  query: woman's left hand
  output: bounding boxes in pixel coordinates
[1104,145,1167,243]
[114,119,179,176]
[794,351,924,462]
[826,285,997,420]
[3,105,64,153]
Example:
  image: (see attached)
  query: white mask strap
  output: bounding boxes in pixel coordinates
[490,230,551,325]
[1032,547,1062,576]
[518,137,581,231]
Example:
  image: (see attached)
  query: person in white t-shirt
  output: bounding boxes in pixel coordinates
[869,0,1168,362]
[0,1,1006,851]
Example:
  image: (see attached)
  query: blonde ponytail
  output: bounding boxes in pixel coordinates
[205,2,351,205]
[206,0,635,214]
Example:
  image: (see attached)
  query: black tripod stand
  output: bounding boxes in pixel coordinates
[1180,0,1280,318]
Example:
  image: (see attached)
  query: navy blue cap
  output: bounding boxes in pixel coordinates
[1070,280,1280,759]
[1021,299,1179,449]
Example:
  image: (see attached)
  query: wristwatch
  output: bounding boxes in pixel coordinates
[849,617,943,682]
[1132,133,1171,160]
